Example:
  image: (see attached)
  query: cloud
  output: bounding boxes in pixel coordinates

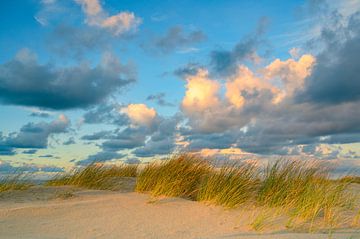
[146,26,206,54]
[0,49,135,110]
[22,149,38,154]
[122,104,157,128]
[146,93,174,107]
[76,151,124,165]
[181,68,221,114]
[298,11,360,104]
[0,115,70,154]
[0,160,64,174]
[75,0,141,36]
[63,137,76,145]
[47,24,110,59]
[210,17,269,75]
[83,103,129,125]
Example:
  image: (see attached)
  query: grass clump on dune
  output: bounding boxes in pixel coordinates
[257,160,354,227]
[46,164,138,190]
[136,154,210,199]
[0,174,32,192]
[197,164,259,208]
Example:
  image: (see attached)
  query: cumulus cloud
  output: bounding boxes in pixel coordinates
[77,151,124,165]
[210,17,269,75]
[75,0,141,36]
[0,49,135,110]
[83,103,129,125]
[298,11,360,104]
[181,68,221,114]
[122,104,157,128]
[0,114,70,155]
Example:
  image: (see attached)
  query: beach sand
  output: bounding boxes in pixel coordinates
[0,185,359,239]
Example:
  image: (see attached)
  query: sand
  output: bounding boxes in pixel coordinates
[0,186,359,239]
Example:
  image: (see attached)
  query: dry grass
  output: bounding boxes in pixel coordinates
[135,154,356,230]
[0,174,32,192]
[339,175,360,184]
[257,160,353,226]
[197,164,259,208]
[136,154,210,199]
[46,164,138,190]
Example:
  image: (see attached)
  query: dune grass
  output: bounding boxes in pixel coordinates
[46,163,138,190]
[0,174,32,192]
[135,154,356,230]
[136,154,210,199]
[197,164,259,208]
[257,160,353,228]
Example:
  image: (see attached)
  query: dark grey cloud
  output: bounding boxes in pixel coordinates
[83,103,129,125]
[210,17,269,75]
[22,149,37,154]
[133,115,181,157]
[81,131,111,141]
[173,63,202,78]
[0,115,70,154]
[143,26,206,54]
[76,151,125,166]
[124,158,141,164]
[63,137,76,145]
[101,127,148,151]
[298,11,360,104]
[146,93,174,107]
[0,49,136,110]
[39,154,59,158]
[29,112,51,118]
[0,160,64,174]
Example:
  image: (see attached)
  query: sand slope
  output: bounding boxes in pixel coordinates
[0,186,359,239]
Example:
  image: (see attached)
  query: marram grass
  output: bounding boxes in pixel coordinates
[46,163,138,190]
[135,154,357,230]
[0,174,32,192]
[136,154,210,199]
[197,164,259,208]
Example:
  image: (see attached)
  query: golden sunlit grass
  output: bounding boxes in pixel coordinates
[135,154,357,230]
[257,160,354,230]
[46,164,138,190]
[0,174,32,192]
[136,154,210,199]
[197,164,259,208]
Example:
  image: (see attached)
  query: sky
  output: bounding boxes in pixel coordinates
[0,0,360,175]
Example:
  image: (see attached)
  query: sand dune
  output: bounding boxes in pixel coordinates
[0,186,359,239]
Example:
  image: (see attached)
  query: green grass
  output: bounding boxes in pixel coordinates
[0,174,32,192]
[46,163,138,190]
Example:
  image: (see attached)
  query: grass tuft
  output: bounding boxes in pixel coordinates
[0,174,32,192]
[136,154,210,199]
[197,164,259,208]
[46,163,138,190]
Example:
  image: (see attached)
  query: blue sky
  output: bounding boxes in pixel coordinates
[0,0,359,174]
